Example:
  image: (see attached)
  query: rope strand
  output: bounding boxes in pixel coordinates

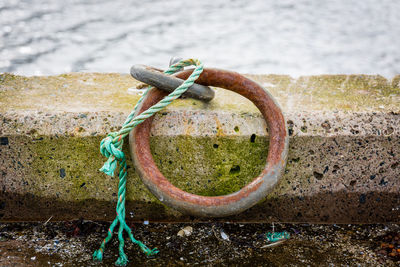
[93,59,204,266]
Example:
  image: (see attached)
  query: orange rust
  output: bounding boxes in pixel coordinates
[214,116,225,137]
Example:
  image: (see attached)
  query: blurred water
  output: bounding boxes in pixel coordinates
[0,0,399,77]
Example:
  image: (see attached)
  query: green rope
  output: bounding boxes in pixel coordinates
[93,58,204,266]
[265,231,290,242]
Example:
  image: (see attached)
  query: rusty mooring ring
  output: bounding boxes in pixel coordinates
[129,68,289,217]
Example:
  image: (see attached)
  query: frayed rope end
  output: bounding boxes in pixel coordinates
[115,253,128,266]
[93,249,103,262]
[146,248,160,257]
[139,243,159,257]
[99,158,116,176]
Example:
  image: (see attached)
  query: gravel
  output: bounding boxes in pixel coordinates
[0,221,399,266]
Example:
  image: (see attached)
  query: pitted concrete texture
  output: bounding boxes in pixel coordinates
[0,72,399,223]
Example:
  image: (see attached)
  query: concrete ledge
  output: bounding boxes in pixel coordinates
[0,72,399,223]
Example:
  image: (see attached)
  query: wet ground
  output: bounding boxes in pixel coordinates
[0,221,399,266]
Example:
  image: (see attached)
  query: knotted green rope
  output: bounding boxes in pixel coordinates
[93,58,204,266]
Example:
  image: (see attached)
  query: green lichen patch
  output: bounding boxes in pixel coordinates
[19,136,153,203]
[1,131,399,222]
[150,135,268,196]
[8,134,270,203]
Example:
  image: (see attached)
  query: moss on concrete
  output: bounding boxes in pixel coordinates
[150,135,268,196]
[290,75,400,111]
[12,134,268,204]
[1,73,399,114]
[24,136,153,202]
[2,131,399,222]
[0,73,142,112]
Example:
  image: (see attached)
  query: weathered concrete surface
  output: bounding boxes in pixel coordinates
[0,72,399,223]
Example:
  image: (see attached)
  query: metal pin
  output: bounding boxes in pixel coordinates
[130,64,215,102]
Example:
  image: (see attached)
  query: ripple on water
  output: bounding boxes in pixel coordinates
[0,0,399,77]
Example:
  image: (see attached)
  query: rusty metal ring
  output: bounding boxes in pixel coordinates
[129,68,289,217]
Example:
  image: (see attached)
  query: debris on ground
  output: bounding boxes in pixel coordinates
[0,221,399,266]
[377,232,400,261]
[220,230,230,241]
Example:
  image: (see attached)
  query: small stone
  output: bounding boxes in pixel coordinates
[177,226,193,237]
[31,256,36,260]
[183,226,193,235]
[221,230,230,241]
[177,230,185,237]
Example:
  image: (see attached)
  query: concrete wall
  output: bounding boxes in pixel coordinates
[0,72,399,223]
